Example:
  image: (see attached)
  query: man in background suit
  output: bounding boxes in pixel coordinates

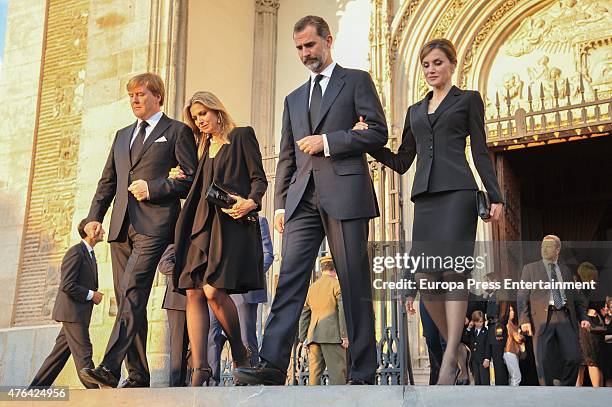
[208,216,274,385]
[158,244,190,387]
[30,219,105,389]
[298,255,348,385]
[80,73,198,388]
[234,15,387,386]
[518,235,590,386]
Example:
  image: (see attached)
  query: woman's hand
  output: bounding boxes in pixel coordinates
[222,194,257,219]
[483,202,503,223]
[169,166,187,180]
[352,116,368,131]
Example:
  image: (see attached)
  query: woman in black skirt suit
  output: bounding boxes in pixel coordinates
[173,91,267,386]
[356,39,503,384]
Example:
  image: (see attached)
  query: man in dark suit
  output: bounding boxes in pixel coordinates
[518,235,590,386]
[462,310,490,385]
[208,215,273,385]
[234,15,387,385]
[30,219,105,389]
[80,73,198,388]
[158,244,190,387]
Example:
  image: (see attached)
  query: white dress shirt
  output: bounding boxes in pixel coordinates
[130,110,164,148]
[309,61,337,157]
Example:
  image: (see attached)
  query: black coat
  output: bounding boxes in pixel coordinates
[87,113,198,242]
[52,242,98,324]
[173,126,267,293]
[370,86,503,203]
[463,326,491,364]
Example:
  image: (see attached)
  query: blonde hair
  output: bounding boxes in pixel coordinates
[578,262,597,283]
[127,73,165,106]
[183,91,236,159]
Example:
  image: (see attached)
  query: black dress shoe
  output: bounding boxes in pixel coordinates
[79,366,119,388]
[347,378,371,385]
[118,378,150,388]
[232,360,286,385]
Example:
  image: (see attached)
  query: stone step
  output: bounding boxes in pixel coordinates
[3,385,609,406]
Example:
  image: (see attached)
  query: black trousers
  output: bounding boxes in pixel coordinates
[167,309,190,387]
[489,338,509,385]
[470,359,490,385]
[260,177,377,383]
[208,296,259,384]
[103,222,168,381]
[532,308,581,385]
[30,322,97,389]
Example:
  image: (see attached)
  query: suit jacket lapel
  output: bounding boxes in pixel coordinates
[429,85,462,127]
[80,242,97,288]
[313,65,346,133]
[131,113,171,168]
[296,80,311,134]
[122,122,137,167]
[415,94,433,134]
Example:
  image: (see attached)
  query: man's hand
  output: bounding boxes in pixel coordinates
[341,338,349,349]
[92,291,104,305]
[405,297,416,315]
[128,179,149,201]
[221,195,257,219]
[274,212,285,234]
[296,135,324,155]
[521,323,533,336]
[85,221,102,239]
[483,359,490,369]
[580,320,591,331]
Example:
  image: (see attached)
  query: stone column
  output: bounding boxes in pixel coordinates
[250,0,280,221]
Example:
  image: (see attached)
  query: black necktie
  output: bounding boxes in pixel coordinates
[309,74,324,132]
[130,121,149,163]
[549,263,564,309]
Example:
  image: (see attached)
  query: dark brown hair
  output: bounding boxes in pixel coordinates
[77,218,88,239]
[419,38,457,64]
[471,310,484,322]
[293,15,331,38]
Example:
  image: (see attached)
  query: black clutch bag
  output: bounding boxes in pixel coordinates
[206,182,236,209]
[477,190,491,220]
[205,182,258,222]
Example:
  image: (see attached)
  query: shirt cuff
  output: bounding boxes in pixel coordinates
[86,290,94,301]
[145,181,150,200]
[322,134,330,157]
[274,209,285,218]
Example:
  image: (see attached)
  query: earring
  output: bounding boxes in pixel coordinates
[217,117,221,124]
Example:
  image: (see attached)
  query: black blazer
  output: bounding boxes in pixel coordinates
[173,126,268,292]
[518,260,587,337]
[463,326,491,363]
[52,242,98,324]
[87,113,198,242]
[275,64,388,221]
[370,86,503,203]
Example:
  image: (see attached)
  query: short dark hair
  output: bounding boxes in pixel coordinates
[77,218,88,239]
[293,15,331,38]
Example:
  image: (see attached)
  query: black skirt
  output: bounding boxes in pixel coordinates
[410,189,478,277]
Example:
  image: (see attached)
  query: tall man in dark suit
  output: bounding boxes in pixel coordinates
[158,244,190,387]
[518,235,590,386]
[30,219,105,389]
[234,15,387,385]
[80,73,198,388]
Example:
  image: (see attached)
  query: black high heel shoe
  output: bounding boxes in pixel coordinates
[191,367,212,387]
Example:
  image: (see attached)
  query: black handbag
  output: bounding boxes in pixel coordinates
[205,182,258,222]
[477,190,491,220]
